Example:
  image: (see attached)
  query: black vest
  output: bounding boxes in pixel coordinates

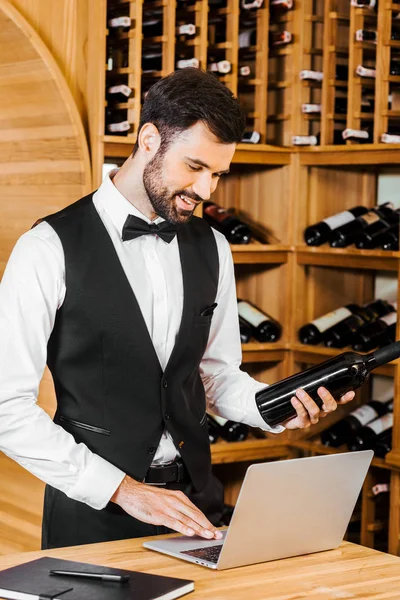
[43,194,219,491]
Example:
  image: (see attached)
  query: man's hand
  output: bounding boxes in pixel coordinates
[283,387,355,430]
[111,475,222,540]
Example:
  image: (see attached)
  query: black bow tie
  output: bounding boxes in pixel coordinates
[122,215,178,244]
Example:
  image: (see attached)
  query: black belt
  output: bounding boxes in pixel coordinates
[144,460,189,484]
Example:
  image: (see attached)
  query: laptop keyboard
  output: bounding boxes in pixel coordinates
[181,544,223,564]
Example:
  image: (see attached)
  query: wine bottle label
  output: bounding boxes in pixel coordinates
[241,131,261,143]
[239,65,251,76]
[271,0,293,7]
[351,0,376,7]
[177,24,196,35]
[271,31,292,45]
[356,65,376,78]
[310,307,352,333]
[292,135,318,146]
[372,483,390,495]
[322,210,356,230]
[381,133,400,144]
[177,58,199,69]
[209,60,231,74]
[301,104,321,113]
[352,405,379,426]
[211,414,228,426]
[362,212,380,225]
[239,30,255,48]
[107,57,113,71]
[380,311,397,326]
[356,29,377,42]
[108,16,131,28]
[342,128,370,140]
[238,302,270,328]
[368,412,393,436]
[107,120,130,132]
[299,70,324,81]
[108,85,132,97]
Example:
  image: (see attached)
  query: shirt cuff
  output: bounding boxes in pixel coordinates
[67,453,126,510]
[250,382,285,434]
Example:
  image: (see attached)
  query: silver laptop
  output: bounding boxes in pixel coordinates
[143,450,373,570]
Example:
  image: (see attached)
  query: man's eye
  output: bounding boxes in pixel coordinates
[188,165,201,172]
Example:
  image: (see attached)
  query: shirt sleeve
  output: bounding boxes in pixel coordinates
[199,230,284,434]
[0,226,125,510]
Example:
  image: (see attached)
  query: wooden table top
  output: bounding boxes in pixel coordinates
[0,535,400,599]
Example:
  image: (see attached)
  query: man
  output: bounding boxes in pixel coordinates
[0,69,354,549]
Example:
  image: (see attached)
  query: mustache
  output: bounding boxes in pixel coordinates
[175,191,204,204]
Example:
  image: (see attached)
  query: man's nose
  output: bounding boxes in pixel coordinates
[192,173,213,202]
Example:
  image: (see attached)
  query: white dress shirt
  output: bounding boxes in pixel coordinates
[0,173,283,511]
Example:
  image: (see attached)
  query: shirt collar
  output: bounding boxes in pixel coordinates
[93,169,165,239]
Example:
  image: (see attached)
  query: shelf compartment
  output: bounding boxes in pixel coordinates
[296,246,400,271]
[241,342,289,364]
[232,243,291,265]
[289,440,395,471]
[211,438,290,464]
[291,343,399,377]
[298,144,400,165]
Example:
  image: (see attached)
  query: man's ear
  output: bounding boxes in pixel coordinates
[138,122,161,157]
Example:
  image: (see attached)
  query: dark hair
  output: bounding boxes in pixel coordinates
[133,68,245,154]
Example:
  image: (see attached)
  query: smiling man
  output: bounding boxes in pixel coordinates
[0,68,354,550]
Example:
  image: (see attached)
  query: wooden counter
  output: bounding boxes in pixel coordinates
[1,535,400,599]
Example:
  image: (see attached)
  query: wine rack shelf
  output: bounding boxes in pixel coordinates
[291,343,399,378]
[298,144,400,166]
[211,437,290,464]
[232,243,291,264]
[296,246,400,272]
[241,342,288,363]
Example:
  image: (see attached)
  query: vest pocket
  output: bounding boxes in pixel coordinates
[58,415,111,436]
[194,315,213,326]
[199,411,207,426]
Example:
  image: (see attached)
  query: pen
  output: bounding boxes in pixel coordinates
[49,569,130,583]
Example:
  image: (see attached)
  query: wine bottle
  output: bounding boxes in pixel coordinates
[239,65,251,76]
[106,84,132,103]
[108,16,131,30]
[356,29,377,42]
[105,109,131,135]
[106,44,114,71]
[378,221,400,250]
[390,60,400,76]
[255,341,400,427]
[298,303,368,345]
[349,411,394,451]
[292,135,318,146]
[241,0,263,9]
[142,52,162,73]
[239,315,252,343]
[299,70,324,82]
[207,414,249,442]
[238,299,282,343]
[342,128,371,143]
[241,131,260,144]
[324,299,394,349]
[352,305,397,352]
[207,414,220,444]
[208,60,232,74]
[176,58,199,69]
[356,65,376,78]
[203,201,251,244]
[304,206,369,246]
[270,0,293,8]
[371,482,390,495]
[330,203,395,248]
[373,429,392,458]
[320,397,393,447]
[301,104,321,114]
[239,29,257,49]
[269,31,292,47]
[356,208,400,249]
[352,0,400,18]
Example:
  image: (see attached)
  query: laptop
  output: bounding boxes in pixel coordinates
[143,450,373,570]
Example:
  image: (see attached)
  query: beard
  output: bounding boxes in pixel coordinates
[143,150,198,225]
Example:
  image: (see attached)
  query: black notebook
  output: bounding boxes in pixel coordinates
[0,556,194,600]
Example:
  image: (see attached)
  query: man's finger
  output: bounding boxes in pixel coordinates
[295,389,320,424]
[338,390,355,404]
[291,396,311,428]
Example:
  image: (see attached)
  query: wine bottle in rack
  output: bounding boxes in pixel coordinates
[207,414,249,442]
[377,221,400,251]
[241,0,264,10]
[298,303,369,345]
[301,104,321,114]
[269,31,292,47]
[356,209,400,249]
[352,304,397,352]
[239,30,257,49]
[108,15,132,31]
[299,70,324,82]
[106,84,132,103]
[239,315,253,343]
[390,60,400,76]
[352,0,400,16]
[239,65,252,77]
[208,60,232,74]
[141,52,162,73]
[105,109,131,135]
[356,65,376,79]
[320,396,393,447]
[241,131,261,144]
[371,482,390,496]
[270,0,293,9]
[330,203,395,248]
[304,206,369,246]
[207,414,221,444]
[176,58,199,69]
[373,429,393,458]
[203,201,251,244]
[342,128,371,143]
[106,43,114,71]
[292,130,346,147]
[349,411,394,451]
[238,299,282,343]
[324,299,395,349]
[142,18,163,38]
[356,29,377,43]
[255,342,400,428]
